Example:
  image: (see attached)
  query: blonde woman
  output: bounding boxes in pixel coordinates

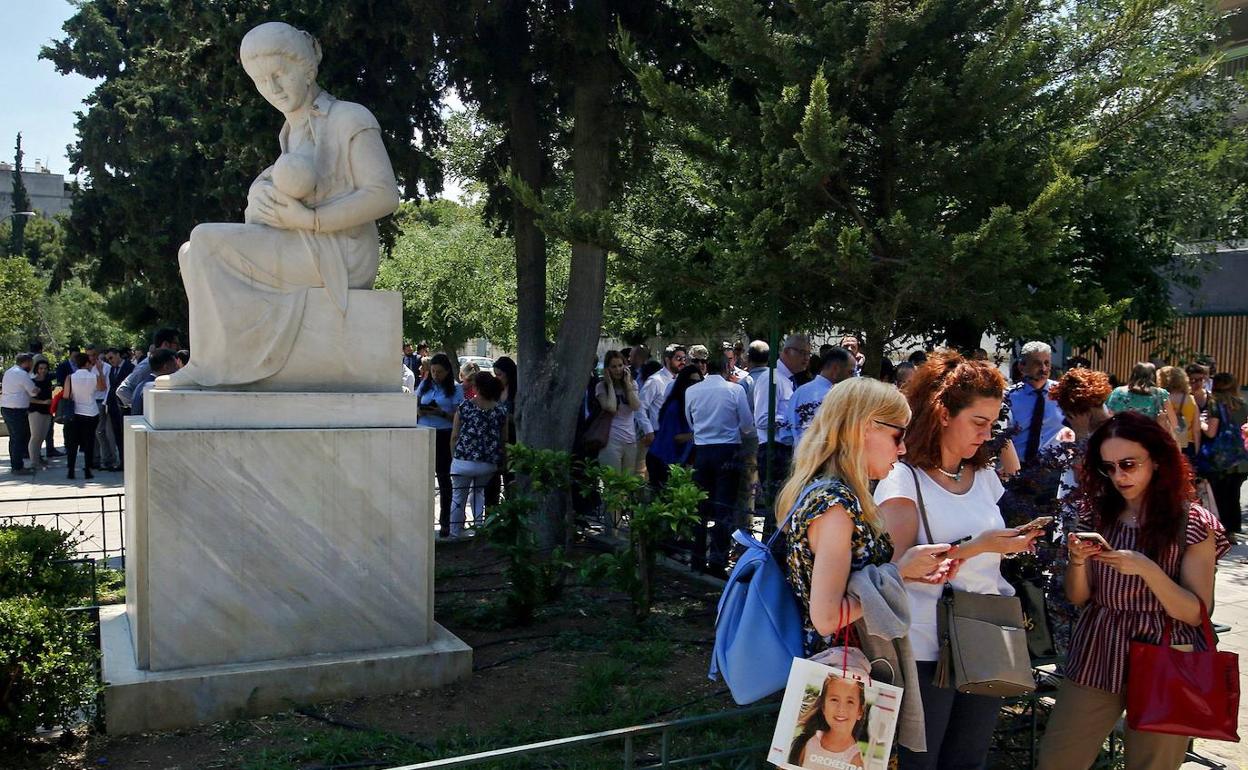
[596,350,643,474]
[1157,365,1199,456]
[780,378,954,661]
[459,361,481,398]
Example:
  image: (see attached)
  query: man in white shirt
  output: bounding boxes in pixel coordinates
[2,353,39,474]
[787,346,854,448]
[641,344,687,484]
[685,350,757,577]
[752,334,811,517]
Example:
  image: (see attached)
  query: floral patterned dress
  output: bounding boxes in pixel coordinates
[785,478,895,657]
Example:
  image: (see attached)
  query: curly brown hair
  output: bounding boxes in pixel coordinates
[903,350,1006,470]
[1048,367,1111,415]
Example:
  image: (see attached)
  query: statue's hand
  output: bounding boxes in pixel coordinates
[251,185,315,231]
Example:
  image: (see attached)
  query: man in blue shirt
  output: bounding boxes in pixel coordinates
[786,347,854,449]
[1007,340,1065,465]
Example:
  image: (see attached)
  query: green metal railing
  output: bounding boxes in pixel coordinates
[383,703,779,769]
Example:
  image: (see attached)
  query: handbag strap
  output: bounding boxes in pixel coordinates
[1160,598,1216,650]
[767,478,839,549]
[904,462,936,546]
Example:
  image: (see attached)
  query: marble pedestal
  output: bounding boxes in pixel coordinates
[102,395,471,733]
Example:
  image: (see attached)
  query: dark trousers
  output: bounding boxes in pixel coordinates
[691,443,742,571]
[1210,473,1246,534]
[434,428,453,535]
[645,451,671,490]
[756,442,792,538]
[898,661,1002,770]
[66,414,99,474]
[109,403,125,468]
[2,407,31,470]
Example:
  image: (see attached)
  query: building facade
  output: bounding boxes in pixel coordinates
[0,162,73,219]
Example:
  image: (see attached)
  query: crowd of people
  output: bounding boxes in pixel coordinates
[566,336,1241,770]
[2,329,185,479]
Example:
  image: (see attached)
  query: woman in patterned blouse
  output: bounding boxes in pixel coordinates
[779,378,954,659]
[1038,411,1229,770]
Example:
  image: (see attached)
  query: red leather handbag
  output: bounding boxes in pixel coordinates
[1127,600,1240,742]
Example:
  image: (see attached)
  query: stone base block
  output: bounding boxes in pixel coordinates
[101,605,472,735]
[144,390,420,430]
[125,421,434,671]
[236,288,401,393]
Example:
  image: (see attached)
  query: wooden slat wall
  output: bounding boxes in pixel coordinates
[1079,315,1248,383]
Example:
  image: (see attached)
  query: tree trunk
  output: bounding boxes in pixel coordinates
[511,0,615,549]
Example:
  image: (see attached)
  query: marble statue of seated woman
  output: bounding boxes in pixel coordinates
[161,21,400,390]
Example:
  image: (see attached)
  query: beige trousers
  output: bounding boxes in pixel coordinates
[1037,678,1190,770]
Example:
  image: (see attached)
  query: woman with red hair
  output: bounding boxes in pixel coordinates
[1037,412,1230,770]
[875,351,1043,769]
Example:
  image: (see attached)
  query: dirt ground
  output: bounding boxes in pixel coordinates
[10,539,757,770]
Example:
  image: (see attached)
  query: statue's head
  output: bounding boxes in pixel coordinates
[240,22,322,116]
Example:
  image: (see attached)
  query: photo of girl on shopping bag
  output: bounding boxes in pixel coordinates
[769,657,901,770]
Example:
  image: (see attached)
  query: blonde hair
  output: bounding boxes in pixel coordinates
[774,378,910,535]
[1156,365,1189,395]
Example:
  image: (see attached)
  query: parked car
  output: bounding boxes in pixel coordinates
[458,356,495,375]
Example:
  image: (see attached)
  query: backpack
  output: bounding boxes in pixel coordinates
[709,479,834,705]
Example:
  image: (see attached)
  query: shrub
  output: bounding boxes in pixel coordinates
[0,596,99,746]
[0,525,88,604]
[582,464,705,622]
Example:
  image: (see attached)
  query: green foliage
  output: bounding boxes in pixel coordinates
[581,464,705,622]
[0,526,99,746]
[476,444,577,624]
[9,134,31,258]
[477,498,568,625]
[625,0,1247,364]
[0,526,89,605]
[0,597,99,746]
[0,258,43,353]
[377,199,517,352]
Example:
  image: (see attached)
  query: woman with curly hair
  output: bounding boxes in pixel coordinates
[1037,412,1229,769]
[1047,367,1114,499]
[875,351,1044,770]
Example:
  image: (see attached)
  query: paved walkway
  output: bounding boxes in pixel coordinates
[1,428,1243,766]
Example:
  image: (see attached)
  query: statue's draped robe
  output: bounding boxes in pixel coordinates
[177,92,385,387]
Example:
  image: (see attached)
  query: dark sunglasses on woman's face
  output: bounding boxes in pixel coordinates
[1097,457,1146,477]
[692,358,709,366]
[874,419,907,447]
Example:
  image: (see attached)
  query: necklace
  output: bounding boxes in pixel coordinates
[936,461,966,482]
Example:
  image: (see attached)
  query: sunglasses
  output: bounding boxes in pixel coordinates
[1097,457,1147,477]
[692,358,709,365]
[874,419,907,447]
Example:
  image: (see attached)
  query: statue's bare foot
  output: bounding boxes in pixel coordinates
[154,367,203,390]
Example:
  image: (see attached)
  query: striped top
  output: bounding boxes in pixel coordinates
[1065,504,1230,693]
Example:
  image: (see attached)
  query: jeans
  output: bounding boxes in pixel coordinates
[449,458,496,536]
[27,412,52,467]
[897,661,1002,770]
[95,403,119,467]
[66,414,100,475]
[691,443,743,571]
[434,429,453,536]
[2,406,31,470]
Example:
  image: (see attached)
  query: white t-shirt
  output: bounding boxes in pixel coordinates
[67,369,101,417]
[873,464,1014,661]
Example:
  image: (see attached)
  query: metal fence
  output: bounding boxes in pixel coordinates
[383,703,779,770]
[0,493,126,566]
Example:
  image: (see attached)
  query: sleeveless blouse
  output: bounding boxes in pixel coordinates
[785,478,894,658]
[1064,504,1229,692]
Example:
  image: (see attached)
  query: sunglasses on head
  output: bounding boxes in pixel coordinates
[1097,458,1146,476]
[874,419,907,447]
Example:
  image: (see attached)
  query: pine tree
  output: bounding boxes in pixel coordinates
[9,133,32,259]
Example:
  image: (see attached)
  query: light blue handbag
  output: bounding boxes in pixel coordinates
[709,480,834,704]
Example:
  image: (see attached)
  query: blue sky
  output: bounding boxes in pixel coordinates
[0,1,97,181]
